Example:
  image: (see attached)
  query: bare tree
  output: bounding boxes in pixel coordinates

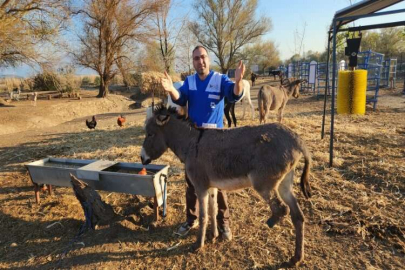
[71,0,162,97]
[0,0,70,68]
[242,40,280,74]
[189,0,271,74]
[153,0,187,73]
[176,20,197,73]
[136,41,166,72]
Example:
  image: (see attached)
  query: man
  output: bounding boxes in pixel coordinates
[161,45,245,240]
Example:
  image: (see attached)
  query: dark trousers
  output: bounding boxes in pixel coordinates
[185,174,230,228]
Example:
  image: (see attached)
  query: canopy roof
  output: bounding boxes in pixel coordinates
[331,0,404,30]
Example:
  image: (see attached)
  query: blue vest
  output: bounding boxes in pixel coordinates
[174,70,242,128]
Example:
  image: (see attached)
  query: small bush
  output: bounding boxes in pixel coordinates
[111,75,123,85]
[81,77,91,86]
[33,72,81,93]
[94,76,100,86]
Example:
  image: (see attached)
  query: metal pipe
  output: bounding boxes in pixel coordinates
[321,33,331,139]
[330,21,405,33]
[329,20,338,167]
[336,8,405,22]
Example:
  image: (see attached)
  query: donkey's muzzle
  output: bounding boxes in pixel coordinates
[140,147,151,165]
[141,155,151,165]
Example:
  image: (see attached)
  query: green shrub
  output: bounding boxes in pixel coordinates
[81,77,91,86]
[33,72,81,93]
[94,76,101,86]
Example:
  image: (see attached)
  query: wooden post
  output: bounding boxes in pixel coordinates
[48,185,53,196]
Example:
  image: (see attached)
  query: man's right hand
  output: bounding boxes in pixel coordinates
[161,71,174,93]
[161,71,180,101]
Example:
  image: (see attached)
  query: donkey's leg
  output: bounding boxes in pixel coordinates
[277,104,286,123]
[277,108,283,123]
[231,103,237,127]
[278,170,305,266]
[208,188,219,242]
[267,188,290,228]
[253,177,289,228]
[242,99,246,120]
[263,105,269,124]
[224,103,232,128]
[249,98,255,120]
[193,190,209,251]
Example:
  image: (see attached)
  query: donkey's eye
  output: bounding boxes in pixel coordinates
[147,133,154,137]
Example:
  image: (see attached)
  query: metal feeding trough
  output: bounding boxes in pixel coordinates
[25,157,169,221]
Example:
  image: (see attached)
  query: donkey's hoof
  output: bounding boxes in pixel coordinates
[266,216,283,228]
[208,232,219,243]
[280,256,303,268]
[190,243,204,252]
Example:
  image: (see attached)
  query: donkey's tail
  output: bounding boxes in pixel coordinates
[299,142,312,199]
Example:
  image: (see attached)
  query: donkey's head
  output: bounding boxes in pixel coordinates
[288,79,306,98]
[141,105,173,165]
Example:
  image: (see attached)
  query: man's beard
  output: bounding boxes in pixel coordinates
[196,66,207,75]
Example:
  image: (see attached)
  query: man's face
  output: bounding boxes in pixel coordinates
[192,47,210,75]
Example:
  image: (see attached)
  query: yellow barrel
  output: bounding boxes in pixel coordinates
[337,70,367,115]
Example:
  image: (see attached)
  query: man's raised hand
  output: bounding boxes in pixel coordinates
[161,71,174,94]
[235,60,246,82]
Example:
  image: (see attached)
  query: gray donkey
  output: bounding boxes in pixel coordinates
[141,105,312,267]
[258,78,306,123]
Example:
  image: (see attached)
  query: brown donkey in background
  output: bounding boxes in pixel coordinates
[141,106,312,267]
[258,78,306,123]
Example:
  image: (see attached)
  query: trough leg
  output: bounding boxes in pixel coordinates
[34,183,40,204]
[48,185,53,196]
[153,196,159,222]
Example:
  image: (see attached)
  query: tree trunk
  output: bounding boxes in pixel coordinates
[70,174,117,227]
[98,79,109,97]
[116,58,132,88]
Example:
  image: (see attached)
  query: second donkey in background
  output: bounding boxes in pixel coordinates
[258,78,306,124]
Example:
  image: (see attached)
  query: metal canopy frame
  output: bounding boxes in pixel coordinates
[321,0,405,167]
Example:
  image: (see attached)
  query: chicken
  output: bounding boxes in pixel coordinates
[138,167,147,175]
[86,115,97,129]
[117,114,126,127]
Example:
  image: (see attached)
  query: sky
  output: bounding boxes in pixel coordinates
[2,0,405,77]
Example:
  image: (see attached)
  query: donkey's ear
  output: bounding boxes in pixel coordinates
[156,114,170,126]
[298,79,307,84]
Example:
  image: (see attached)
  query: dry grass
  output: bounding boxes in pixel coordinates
[0,77,23,92]
[0,84,404,269]
[134,72,182,96]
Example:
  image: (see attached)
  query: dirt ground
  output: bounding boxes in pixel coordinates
[0,80,404,269]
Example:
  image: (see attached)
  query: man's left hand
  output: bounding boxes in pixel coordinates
[235,60,246,82]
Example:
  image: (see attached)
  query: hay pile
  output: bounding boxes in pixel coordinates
[134,71,181,96]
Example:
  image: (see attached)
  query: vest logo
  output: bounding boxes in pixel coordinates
[210,102,216,109]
